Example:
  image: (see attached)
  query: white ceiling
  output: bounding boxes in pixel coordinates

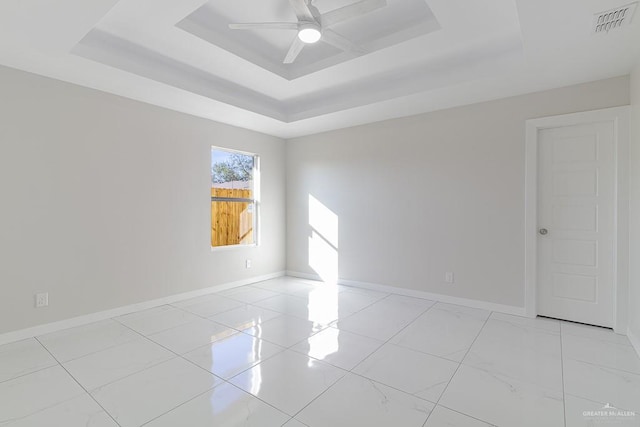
[0,0,638,138]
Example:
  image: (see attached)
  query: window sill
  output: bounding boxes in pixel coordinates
[211,244,258,252]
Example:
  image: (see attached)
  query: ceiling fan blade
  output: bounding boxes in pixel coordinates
[229,22,299,30]
[321,29,367,55]
[321,0,387,27]
[284,37,306,64]
[288,0,315,22]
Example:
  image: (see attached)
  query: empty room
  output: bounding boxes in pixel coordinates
[1,0,640,426]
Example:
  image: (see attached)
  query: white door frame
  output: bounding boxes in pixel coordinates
[524,106,630,333]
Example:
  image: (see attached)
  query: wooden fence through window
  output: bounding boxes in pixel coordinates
[211,188,253,247]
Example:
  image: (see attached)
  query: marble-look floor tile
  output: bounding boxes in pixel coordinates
[463,318,563,390]
[489,312,560,333]
[218,286,280,304]
[291,327,383,370]
[378,294,436,314]
[183,333,285,379]
[296,373,433,427]
[332,309,406,341]
[333,285,389,299]
[63,337,174,390]
[563,358,640,412]
[91,357,219,427]
[424,405,493,427]
[335,296,434,341]
[5,277,640,427]
[562,333,640,374]
[0,366,85,424]
[353,343,458,402]
[439,364,564,427]
[564,394,640,427]
[304,288,387,318]
[255,291,370,326]
[37,320,139,362]
[391,303,489,362]
[172,294,244,317]
[291,278,336,288]
[253,278,318,297]
[256,294,332,324]
[115,305,199,336]
[282,419,310,427]
[561,322,631,345]
[229,349,346,416]
[144,382,289,427]
[241,315,325,347]
[4,394,118,427]
[147,318,236,354]
[209,304,282,330]
[0,338,57,383]
[334,289,387,311]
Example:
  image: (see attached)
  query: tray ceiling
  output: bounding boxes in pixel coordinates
[177,0,440,80]
[0,0,638,138]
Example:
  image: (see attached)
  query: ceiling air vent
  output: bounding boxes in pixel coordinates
[593,2,637,33]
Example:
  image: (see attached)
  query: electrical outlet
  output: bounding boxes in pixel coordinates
[35,292,49,308]
[445,272,454,284]
[245,259,252,269]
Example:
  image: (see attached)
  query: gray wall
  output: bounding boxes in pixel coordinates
[630,64,640,344]
[0,65,286,334]
[286,76,630,308]
[0,62,633,336]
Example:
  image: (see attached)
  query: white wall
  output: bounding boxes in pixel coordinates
[286,76,630,309]
[630,64,640,347]
[0,65,286,334]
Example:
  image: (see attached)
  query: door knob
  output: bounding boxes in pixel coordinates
[539,228,549,235]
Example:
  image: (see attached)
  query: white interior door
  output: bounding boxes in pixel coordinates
[537,122,616,327]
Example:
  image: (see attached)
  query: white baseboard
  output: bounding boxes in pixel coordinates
[0,271,285,346]
[286,270,527,316]
[628,327,640,359]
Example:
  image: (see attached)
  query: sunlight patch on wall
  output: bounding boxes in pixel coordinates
[308,194,339,285]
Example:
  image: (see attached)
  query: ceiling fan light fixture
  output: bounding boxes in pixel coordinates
[298,23,321,43]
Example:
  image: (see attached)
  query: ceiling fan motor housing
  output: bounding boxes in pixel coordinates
[298,22,322,43]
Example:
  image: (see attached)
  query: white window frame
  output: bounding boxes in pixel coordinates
[210,146,260,250]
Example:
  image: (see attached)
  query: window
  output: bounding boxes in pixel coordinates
[211,147,259,248]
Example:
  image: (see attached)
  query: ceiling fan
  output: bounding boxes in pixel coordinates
[228,0,387,64]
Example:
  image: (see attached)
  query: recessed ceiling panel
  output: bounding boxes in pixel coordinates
[177,0,440,80]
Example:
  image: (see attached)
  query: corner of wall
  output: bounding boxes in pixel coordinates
[629,60,640,356]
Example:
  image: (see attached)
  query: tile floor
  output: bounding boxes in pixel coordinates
[1,276,639,427]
